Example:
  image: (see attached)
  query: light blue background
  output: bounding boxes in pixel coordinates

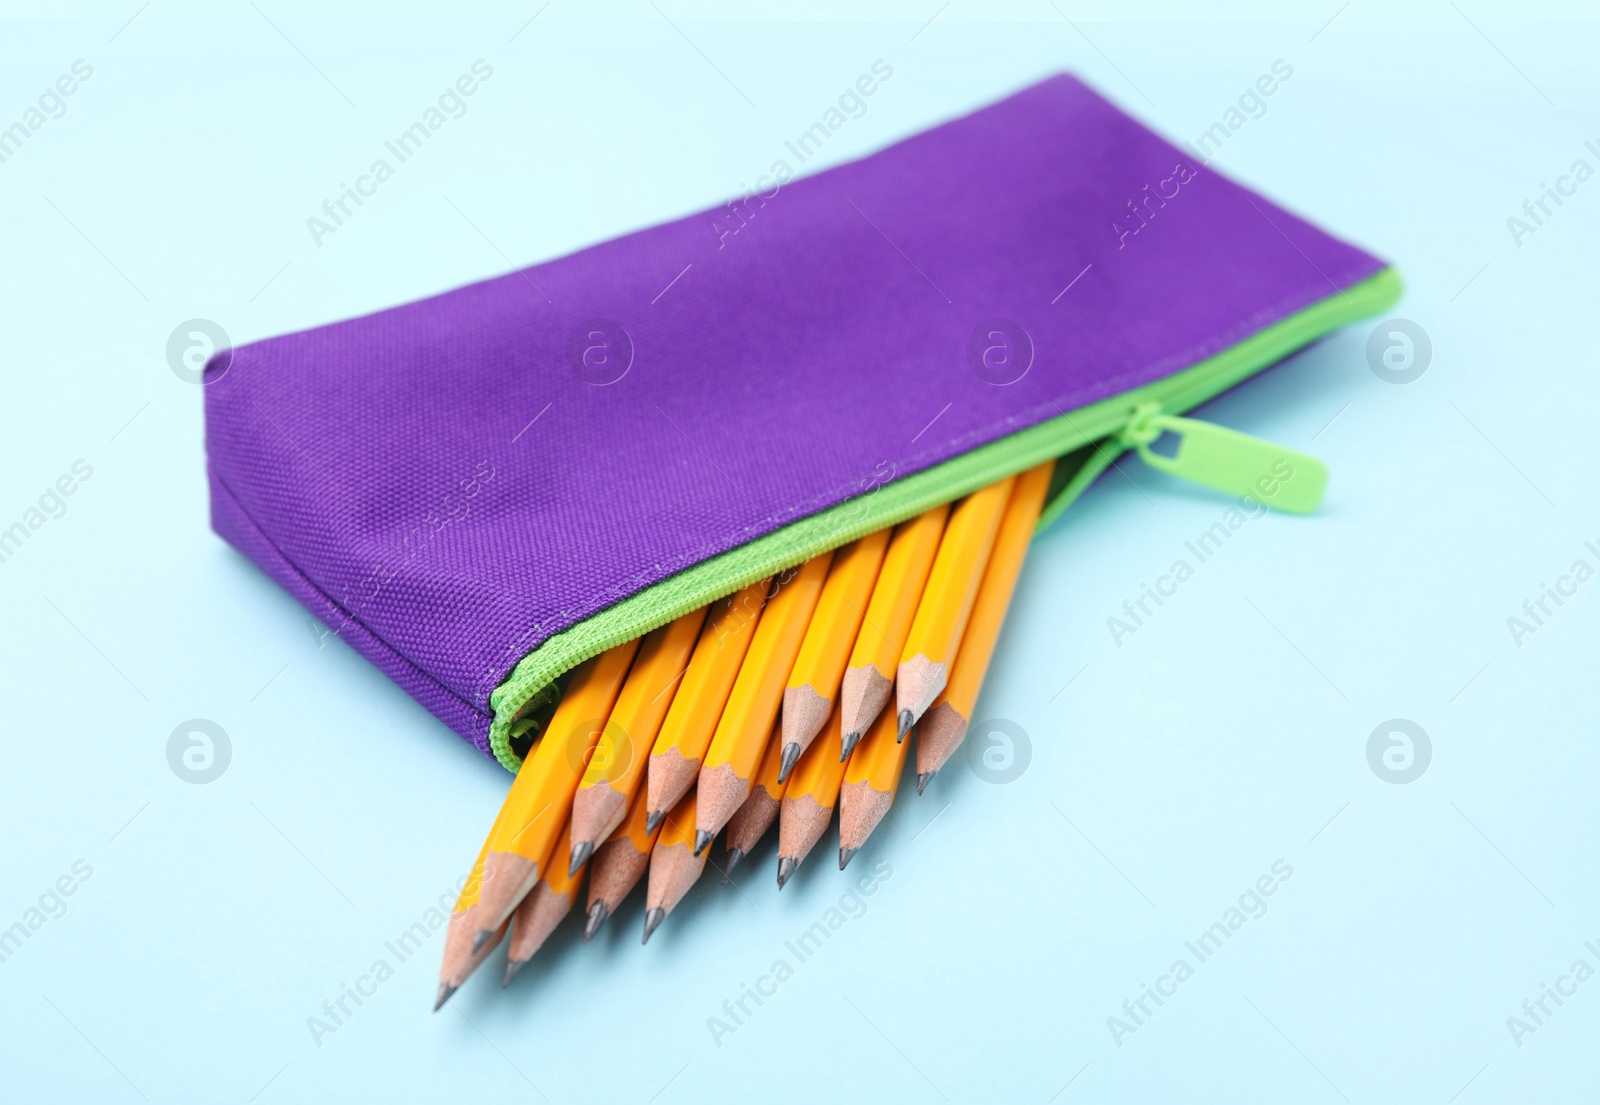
[2,2,1596,1101]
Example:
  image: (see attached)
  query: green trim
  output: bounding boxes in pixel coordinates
[488,267,1402,770]
[1035,439,1125,532]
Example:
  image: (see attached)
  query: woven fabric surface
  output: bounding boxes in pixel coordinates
[203,73,1385,755]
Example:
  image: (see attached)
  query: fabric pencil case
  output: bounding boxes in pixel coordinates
[203,73,1398,771]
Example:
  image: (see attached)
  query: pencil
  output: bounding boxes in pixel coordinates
[435,802,509,1009]
[918,461,1054,792]
[894,476,1016,739]
[642,786,707,944]
[779,529,890,781]
[569,607,707,875]
[504,816,586,984]
[775,701,849,888]
[838,507,948,759]
[722,717,787,879]
[584,785,662,940]
[696,553,833,854]
[645,581,770,833]
[473,639,640,949]
[838,697,911,868]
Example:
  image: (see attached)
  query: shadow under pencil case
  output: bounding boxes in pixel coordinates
[203,73,1399,771]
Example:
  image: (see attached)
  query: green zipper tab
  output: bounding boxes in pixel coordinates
[1121,403,1328,514]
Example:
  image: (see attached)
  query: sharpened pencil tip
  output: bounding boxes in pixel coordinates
[502,958,525,987]
[840,731,862,761]
[916,770,934,796]
[723,847,744,882]
[778,742,801,783]
[645,809,664,835]
[896,709,913,741]
[567,840,594,878]
[839,846,858,870]
[776,855,797,889]
[583,901,608,942]
[642,907,665,944]
[470,929,494,955]
[433,982,456,1012]
[693,830,713,856]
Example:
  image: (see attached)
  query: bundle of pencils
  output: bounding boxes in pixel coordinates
[437,461,1054,1007]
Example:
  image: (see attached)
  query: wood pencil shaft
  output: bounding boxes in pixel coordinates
[544,818,585,899]
[785,702,848,807]
[436,804,506,1004]
[844,701,907,795]
[587,833,653,915]
[476,640,640,937]
[645,788,709,938]
[697,554,833,841]
[724,718,787,855]
[839,703,908,853]
[614,781,662,857]
[588,839,649,911]
[585,788,662,934]
[895,476,1016,728]
[646,581,771,818]
[781,530,890,760]
[917,462,1054,779]
[506,817,586,973]
[839,507,948,746]
[777,703,848,872]
[438,916,506,1005]
[571,607,707,857]
[582,608,706,790]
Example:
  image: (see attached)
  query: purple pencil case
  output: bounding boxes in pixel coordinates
[203,74,1398,770]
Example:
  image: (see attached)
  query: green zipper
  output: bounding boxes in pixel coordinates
[488,267,1401,770]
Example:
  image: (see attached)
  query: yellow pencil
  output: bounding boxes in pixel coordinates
[696,554,833,854]
[645,581,770,832]
[838,695,912,867]
[722,717,787,878]
[642,786,706,944]
[434,806,507,1010]
[839,507,948,758]
[504,815,586,984]
[569,607,707,875]
[779,530,890,780]
[584,785,662,940]
[776,701,849,888]
[918,461,1054,790]
[472,639,640,949]
[895,476,1015,738]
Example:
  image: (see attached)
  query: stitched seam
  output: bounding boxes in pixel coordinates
[209,465,493,734]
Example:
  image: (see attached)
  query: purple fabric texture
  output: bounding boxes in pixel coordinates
[204,74,1384,754]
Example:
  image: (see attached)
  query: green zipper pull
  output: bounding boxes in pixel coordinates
[1120,403,1328,514]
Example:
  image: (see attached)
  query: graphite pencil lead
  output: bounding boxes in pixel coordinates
[916,770,934,796]
[776,855,797,889]
[840,730,863,761]
[568,840,594,878]
[642,907,666,944]
[778,742,802,783]
[502,958,526,987]
[433,982,457,1013]
[645,809,665,835]
[693,830,713,856]
[583,901,608,942]
[896,709,913,742]
[723,847,745,882]
[470,929,494,955]
[839,846,858,871]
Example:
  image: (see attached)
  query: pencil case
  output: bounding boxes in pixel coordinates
[203,73,1398,771]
